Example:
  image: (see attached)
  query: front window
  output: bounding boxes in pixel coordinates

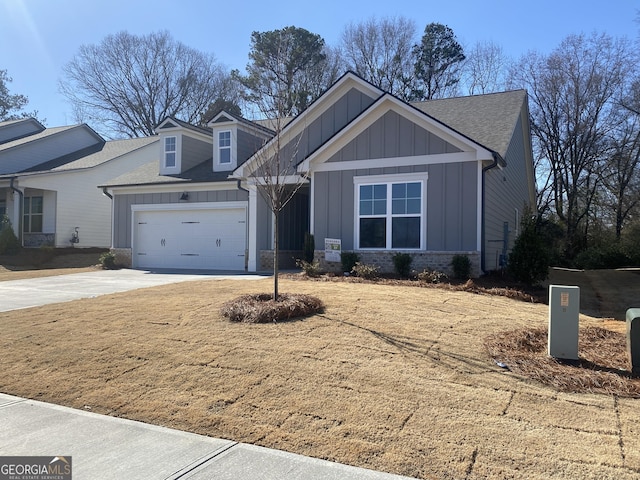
[219,131,231,164]
[164,136,176,168]
[24,196,43,233]
[358,181,422,249]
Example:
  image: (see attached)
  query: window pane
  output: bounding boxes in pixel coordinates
[373,184,387,200]
[165,137,175,151]
[30,215,43,233]
[372,199,386,215]
[406,182,421,198]
[360,200,372,215]
[359,218,386,248]
[392,199,405,215]
[392,217,420,248]
[220,147,231,164]
[165,152,176,167]
[219,131,231,147]
[392,183,406,199]
[31,197,43,214]
[406,198,421,214]
[360,185,386,215]
[360,185,372,201]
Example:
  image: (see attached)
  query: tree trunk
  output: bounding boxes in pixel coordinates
[273,210,279,301]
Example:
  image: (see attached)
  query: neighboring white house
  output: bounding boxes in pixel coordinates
[101,72,536,276]
[0,118,158,248]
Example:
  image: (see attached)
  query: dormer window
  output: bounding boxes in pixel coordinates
[218,131,231,164]
[164,136,177,168]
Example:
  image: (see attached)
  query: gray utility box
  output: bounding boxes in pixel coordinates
[548,285,580,360]
[627,309,640,376]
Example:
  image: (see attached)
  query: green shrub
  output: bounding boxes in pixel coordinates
[573,245,631,270]
[99,251,117,269]
[508,213,550,285]
[417,269,448,284]
[295,259,322,277]
[0,215,20,255]
[451,254,471,279]
[340,251,359,272]
[392,253,413,278]
[303,232,315,263]
[351,262,378,279]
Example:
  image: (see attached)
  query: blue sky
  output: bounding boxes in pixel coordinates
[1,0,638,128]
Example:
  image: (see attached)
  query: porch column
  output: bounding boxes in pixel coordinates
[10,189,21,240]
[247,185,258,272]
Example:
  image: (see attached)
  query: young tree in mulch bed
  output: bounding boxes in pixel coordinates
[220,293,324,323]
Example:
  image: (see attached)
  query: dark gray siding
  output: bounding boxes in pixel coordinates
[313,162,478,251]
[329,111,461,162]
[285,88,376,165]
[483,113,533,270]
[113,188,248,248]
[238,130,264,163]
[181,136,211,171]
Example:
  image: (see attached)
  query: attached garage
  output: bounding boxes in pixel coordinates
[132,202,247,271]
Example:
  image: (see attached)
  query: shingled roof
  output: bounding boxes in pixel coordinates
[411,89,527,159]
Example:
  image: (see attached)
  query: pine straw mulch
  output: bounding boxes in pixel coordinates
[485,326,640,397]
[282,272,543,303]
[220,293,324,323]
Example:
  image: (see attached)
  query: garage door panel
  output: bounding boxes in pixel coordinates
[134,207,246,270]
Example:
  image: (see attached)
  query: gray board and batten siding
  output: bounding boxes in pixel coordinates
[312,105,478,252]
[112,188,248,249]
[272,87,377,167]
[180,135,211,172]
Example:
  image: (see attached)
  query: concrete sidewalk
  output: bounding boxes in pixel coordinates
[0,393,416,480]
[0,269,265,312]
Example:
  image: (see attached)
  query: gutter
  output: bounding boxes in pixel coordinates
[9,177,24,246]
[481,153,501,273]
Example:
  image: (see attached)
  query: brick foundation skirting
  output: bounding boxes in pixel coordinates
[314,250,482,278]
[111,248,132,268]
[259,250,304,271]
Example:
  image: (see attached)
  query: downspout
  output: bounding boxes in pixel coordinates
[481,153,500,274]
[101,187,113,200]
[9,177,24,246]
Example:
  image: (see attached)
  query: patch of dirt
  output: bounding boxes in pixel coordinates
[2,279,640,479]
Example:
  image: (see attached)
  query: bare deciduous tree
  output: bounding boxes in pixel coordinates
[603,101,640,239]
[340,16,417,99]
[508,33,632,257]
[463,40,509,95]
[240,39,311,300]
[60,30,231,138]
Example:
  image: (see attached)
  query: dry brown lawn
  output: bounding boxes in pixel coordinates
[1,271,640,479]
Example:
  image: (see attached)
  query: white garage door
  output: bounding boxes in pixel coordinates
[133,206,247,270]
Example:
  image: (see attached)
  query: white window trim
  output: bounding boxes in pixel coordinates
[353,173,428,250]
[218,130,232,165]
[164,136,177,168]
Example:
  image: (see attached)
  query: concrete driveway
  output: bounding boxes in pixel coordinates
[0,269,265,312]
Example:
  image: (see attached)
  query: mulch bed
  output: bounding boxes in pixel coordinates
[220,292,324,323]
[485,326,640,397]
